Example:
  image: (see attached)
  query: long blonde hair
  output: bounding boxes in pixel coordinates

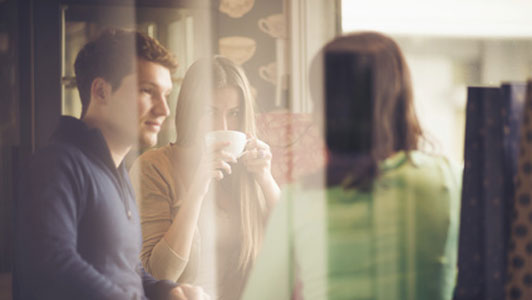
[174,56,266,270]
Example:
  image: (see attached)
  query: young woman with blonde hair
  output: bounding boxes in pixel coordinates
[130,56,280,299]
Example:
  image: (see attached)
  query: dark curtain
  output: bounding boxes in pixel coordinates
[505,81,532,300]
[454,83,526,300]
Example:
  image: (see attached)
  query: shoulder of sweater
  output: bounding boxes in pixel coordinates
[134,145,173,168]
[388,151,463,192]
[30,142,90,172]
[129,144,175,180]
[404,151,461,173]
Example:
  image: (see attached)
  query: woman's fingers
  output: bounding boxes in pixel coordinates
[255,138,270,150]
[212,170,224,181]
[200,148,236,180]
[241,147,272,162]
[205,136,275,180]
[216,150,237,163]
[240,148,257,161]
[244,137,269,150]
[242,138,271,158]
[213,160,232,175]
[244,137,257,150]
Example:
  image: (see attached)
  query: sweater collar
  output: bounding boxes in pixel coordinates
[50,116,122,172]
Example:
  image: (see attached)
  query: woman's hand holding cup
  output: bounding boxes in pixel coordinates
[189,130,246,198]
[189,140,237,198]
[241,137,273,183]
[206,140,238,181]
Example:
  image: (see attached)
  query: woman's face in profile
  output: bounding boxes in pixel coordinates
[198,86,242,136]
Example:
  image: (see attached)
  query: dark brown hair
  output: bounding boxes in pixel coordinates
[74,28,178,117]
[322,32,423,189]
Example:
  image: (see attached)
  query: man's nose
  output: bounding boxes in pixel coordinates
[154,95,170,118]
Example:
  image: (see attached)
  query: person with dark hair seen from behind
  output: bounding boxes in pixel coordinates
[320,32,461,299]
[244,31,461,300]
[14,28,209,300]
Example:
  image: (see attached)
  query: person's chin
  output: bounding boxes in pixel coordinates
[139,132,158,148]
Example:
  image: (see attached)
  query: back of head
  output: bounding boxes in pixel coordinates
[74,28,178,117]
[323,32,422,188]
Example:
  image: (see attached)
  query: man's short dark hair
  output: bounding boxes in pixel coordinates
[74,28,178,117]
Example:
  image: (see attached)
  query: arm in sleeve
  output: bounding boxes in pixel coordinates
[140,263,179,300]
[130,155,189,282]
[14,148,139,300]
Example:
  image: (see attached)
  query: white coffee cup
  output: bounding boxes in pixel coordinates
[204,130,247,157]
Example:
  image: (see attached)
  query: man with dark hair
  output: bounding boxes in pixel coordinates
[14,29,209,300]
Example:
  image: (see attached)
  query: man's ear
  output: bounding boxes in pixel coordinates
[90,77,112,105]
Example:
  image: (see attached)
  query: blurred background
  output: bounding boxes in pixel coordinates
[1,0,532,299]
[342,0,532,162]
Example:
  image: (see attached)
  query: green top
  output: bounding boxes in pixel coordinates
[242,151,462,300]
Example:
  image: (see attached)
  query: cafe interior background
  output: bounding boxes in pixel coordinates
[1,0,532,299]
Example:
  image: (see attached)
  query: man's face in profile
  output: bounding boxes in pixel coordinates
[107,58,173,147]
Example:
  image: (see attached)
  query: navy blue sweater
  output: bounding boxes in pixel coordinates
[14,116,176,299]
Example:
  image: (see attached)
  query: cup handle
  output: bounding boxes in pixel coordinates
[258,19,271,36]
[259,66,271,82]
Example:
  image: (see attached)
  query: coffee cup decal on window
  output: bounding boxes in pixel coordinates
[258,14,286,39]
[219,0,255,18]
[259,62,287,90]
[218,36,256,66]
